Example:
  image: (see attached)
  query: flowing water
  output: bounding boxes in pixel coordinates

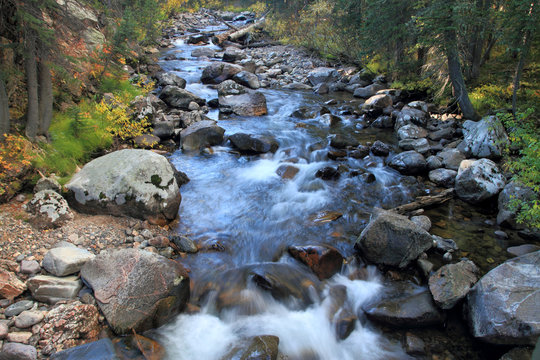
[154,26,530,360]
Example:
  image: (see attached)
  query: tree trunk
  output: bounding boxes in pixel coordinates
[445,30,479,120]
[512,30,531,118]
[38,59,53,138]
[0,76,9,139]
[24,31,40,140]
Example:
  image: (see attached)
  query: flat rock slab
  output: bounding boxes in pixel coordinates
[42,247,95,277]
[27,275,82,304]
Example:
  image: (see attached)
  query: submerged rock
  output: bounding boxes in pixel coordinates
[288,245,344,280]
[467,251,540,345]
[222,335,279,360]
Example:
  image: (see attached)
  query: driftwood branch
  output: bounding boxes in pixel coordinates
[215,14,268,46]
[390,188,454,215]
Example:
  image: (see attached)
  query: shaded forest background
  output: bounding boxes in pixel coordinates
[0,0,538,226]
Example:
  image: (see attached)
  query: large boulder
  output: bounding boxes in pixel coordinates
[388,151,427,175]
[66,149,181,225]
[307,67,339,86]
[363,94,392,109]
[232,71,260,89]
[180,120,225,151]
[497,181,537,229]
[356,210,433,268]
[222,47,246,62]
[159,85,205,110]
[217,80,246,97]
[222,335,279,360]
[397,124,428,141]
[394,106,429,129]
[201,62,243,84]
[80,248,190,335]
[228,133,278,154]
[353,83,386,98]
[467,251,540,345]
[428,259,478,309]
[26,190,73,229]
[191,47,216,58]
[219,91,268,116]
[455,158,506,204]
[155,72,186,89]
[458,116,509,159]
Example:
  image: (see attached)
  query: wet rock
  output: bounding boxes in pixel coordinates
[507,244,540,257]
[1,343,37,360]
[232,71,261,89]
[219,91,268,116]
[283,82,312,90]
[398,138,430,154]
[27,275,82,304]
[429,168,457,188]
[433,235,458,253]
[327,149,347,160]
[330,134,359,149]
[429,127,455,141]
[49,338,116,360]
[394,106,429,129]
[201,62,243,84]
[14,310,44,329]
[370,140,390,156]
[152,121,175,140]
[356,209,433,268]
[353,83,386,99]
[34,177,61,194]
[411,215,431,231]
[159,85,205,110]
[0,269,26,300]
[426,155,443,170]
[170,235,198,253]
[371,115,394,128]
[308,211,343,225]
[276,164,300,180]
[335,310,357,340]
[80,248,190,335]
[388,151,426,175]
[222,47,246,62]
[467,251,540,345]
[26,190,73,230]
[288,245,344,280]
[455,158,506,204]
[66,149,181,225]
[42,247,95,277]
[428,259,478,309]
[217,79,246,96]
[363,94,392,109]
[417,259,434,277]
[191,47,216,58]
[319,113,342,127]
[350,145,370,159]
[307,67,339,86]
[437,149,466,171]
[362,281,445,327]
[458,116,509,159]
[315,167,340,181]
[222,335,279,360]
[5,300,34,317]
[314,82,329,94]
[229,133,278,154]
[40,301,100,356]
[497,181,537,229]
[180,120,225,151]
[187,34,209,44]
[155,72,186,89]
[397,124,428,141]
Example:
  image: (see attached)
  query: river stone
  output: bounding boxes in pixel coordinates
[411,215,431,232]
[319,113,342,127]
[429,127,455,141]
[370,140,390,157]
[507,244,540,257]
[0,269,26,300]
[428,259,478,309]
[426,155,443,170]
[229,133,278,154]
[455,158,506,204]
[180,120,225,151]
[66,149,181,225]
[398,138,430,154]
[307,67,339,86]
[283,82,312,90]
[356,209,433,268]
[0,320,7,338]
[34,177,61,194]
[80,248,190,335]
[397,124,428,141]
[155,72,186,89]
[26,190,73,230]
[222,47,246,62]
[49,338,116,360]
[14,310,44,329]
[219,91,268,116]
[217,79,246,97]
[191,47,216,58]
[5,300,34,317]
[152,121,175,140]
[362,281,445,327]
[437,148,466,171]
[288,245,344,280]
[201,62,243,84]
[353,83,386,98]
[1,343,37,360]
[428,168,457,188]
[394,106,429,129]
[27,275,82,304]
[330,134,359,149]
[159,85,205,110]
[170,235,198,253]
[42,247,95,277]
[388,151,426,175]
[458,116,509,159]
[364,94,392,109]
[371,115,394,128]
[467,251,540,345]
[233,71,261,89]
[222,335,279,360]
[497,181,537,229]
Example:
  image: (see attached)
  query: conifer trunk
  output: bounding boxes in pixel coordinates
[0,77,9,139]
[38,59,53,138]
[24,31,40,140]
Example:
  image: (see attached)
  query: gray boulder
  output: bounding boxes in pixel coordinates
[26,190,73,229]
[217,80,246,97]
[371,115,394,128]
[307,67,339,86]
[353,83,386,98]
[356,210,433,268]
[152,121,175,140]
[497,181,537,229]
[467,251,540,345]
[398,138,430,154]
[159,85,205,110]
[232,71,261,89]
[428,259,478,309]
[426,155,443,170]
[429,168,457,188]
[438,148,466,171]
[180,120,225,151]
[42,247,95,277]
[458,116,509,159]
[34,177,61,194]
[155,72,186,89]
[219,91,268,116]
[397,124,428,141]
[363,94,392,109]
[222,47,246,62]
[191,47,216,58]
[394,106,429,129]
[388,151,427,175]
[201,62,243,84]
[27,275,82,304]
[66,149,181,225]
[455,158,506,204]
[80,248,190,335]
[229,133,278,154]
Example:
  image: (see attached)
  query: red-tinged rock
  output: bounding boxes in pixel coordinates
[0,269,26,300]
[288,245,344,280]
[276,165,300,180]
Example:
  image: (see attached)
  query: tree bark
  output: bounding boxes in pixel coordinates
[512,29,531,118]
[0,76,9,139]
[24,31,40,140]
[38,59,53,138]
[390,188,455,215]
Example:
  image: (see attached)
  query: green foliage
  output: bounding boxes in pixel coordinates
[500,108,540,229]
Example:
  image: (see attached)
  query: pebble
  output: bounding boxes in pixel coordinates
[494,230,508,239]
[6,331,33,344]
[15,194,26,202]
[5,301,34,318]
[20,260,41,275]
[443,252,453,262]
[14,311,44,329]
[141,229,153,239]
[2,342,37,360]
[15,254,25,262]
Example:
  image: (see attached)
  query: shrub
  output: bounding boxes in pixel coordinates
[0,134,35,200]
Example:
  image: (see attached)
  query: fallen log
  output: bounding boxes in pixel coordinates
[215,14,268,46]
[389,188,454,215]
